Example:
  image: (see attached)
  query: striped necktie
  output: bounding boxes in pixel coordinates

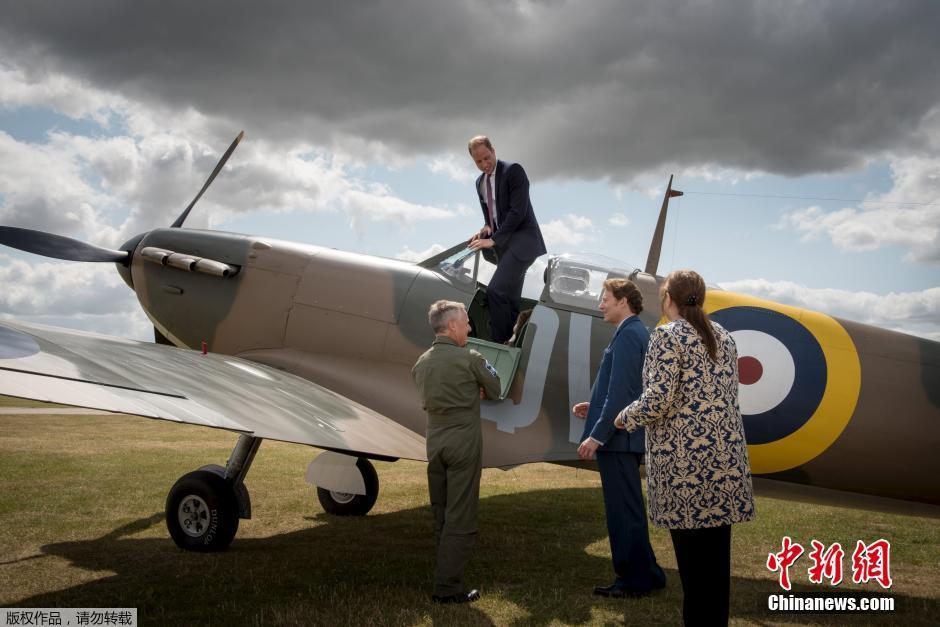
[486,173,497,229]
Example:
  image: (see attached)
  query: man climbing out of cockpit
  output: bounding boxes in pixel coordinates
[466,135,546,343]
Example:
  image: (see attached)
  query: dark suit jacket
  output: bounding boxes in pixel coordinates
[476,160,547,262]
[580,315,649,454]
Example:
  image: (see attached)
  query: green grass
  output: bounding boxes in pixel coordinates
[0,404,937,626]
[0,395,69,408]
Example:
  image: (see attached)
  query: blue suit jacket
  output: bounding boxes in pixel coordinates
[475,160,547,262]
[580,315,649,453]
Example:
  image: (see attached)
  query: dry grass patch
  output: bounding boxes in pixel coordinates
[0,398,936,626]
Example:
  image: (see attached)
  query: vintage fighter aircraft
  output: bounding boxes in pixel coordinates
[1,134,938,552]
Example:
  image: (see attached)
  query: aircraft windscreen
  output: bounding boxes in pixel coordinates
[546,253,638,309]
[431,247,481,289]
[429,246,539,296]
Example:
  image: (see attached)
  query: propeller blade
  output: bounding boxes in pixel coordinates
[171,131,245,228]
[0,227,129,263]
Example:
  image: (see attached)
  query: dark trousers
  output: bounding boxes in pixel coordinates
[596,451,666,590]
[486,248,533,343]
[670,524,731,626]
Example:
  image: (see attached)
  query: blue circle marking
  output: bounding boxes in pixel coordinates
[711,307,827,445]
[0,324,41,360]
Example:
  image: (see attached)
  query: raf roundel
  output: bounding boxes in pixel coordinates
[710,309,826,446]
[705,292,861,474]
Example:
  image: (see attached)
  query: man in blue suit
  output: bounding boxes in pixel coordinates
[467,135,547,343]
[573,278,666,598]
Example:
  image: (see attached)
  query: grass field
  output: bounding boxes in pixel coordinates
[0,397,937,626]
[0,395,68,408]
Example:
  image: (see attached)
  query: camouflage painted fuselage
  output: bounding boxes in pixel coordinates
[123,228,940,509]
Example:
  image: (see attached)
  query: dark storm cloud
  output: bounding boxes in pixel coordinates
[2,0,939,181]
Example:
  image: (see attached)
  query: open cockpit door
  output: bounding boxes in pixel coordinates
[466,338,520,399]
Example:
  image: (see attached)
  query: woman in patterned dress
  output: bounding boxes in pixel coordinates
[615,269,755,626]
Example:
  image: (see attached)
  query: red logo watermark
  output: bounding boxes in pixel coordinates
[767,538,892,590]
[851,539,893,589]
[807,540,845,586]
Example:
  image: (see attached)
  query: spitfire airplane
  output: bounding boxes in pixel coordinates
[1,133,937,552]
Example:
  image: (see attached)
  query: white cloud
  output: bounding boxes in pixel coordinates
[718,278,940,340]
[609,212,630,227]
[428,153,477,184]
[0,123,457,251]
[0,253,151,339]
[0,60,123,124]
[779,152,940,264]
[343,189,453,233]
[395,243,446,262]
[0,254,135,315]
[674,165,763,185]
[540,213,595,249]
[0,131,123,244]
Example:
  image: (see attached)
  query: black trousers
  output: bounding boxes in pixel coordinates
[669,524,731,626]
[486,248,533,343]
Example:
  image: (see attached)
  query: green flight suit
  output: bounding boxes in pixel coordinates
[412,335,502,596]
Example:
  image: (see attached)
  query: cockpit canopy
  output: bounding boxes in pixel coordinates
[545,253,637,309]
[422,243,639,311]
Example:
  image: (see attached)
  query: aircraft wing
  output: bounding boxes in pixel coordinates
[0,319,427,462]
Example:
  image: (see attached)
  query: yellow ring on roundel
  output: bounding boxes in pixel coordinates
[701,290,862,474]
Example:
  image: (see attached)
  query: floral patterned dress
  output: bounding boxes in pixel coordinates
[623,318,755,529]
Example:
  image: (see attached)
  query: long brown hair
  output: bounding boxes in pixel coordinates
[663,270,717,360]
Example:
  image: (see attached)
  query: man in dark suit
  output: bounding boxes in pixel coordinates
[467,135,547,343]
[573,278,666,598]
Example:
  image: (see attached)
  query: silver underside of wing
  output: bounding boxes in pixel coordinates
[0,319,426,461]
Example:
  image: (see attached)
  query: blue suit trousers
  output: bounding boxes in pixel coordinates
[596,451,666,590]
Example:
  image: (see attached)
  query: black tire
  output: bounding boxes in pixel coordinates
[166,470,239,551]
[316,457,379,516]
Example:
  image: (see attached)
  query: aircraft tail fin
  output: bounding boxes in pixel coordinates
[643,175,683,276]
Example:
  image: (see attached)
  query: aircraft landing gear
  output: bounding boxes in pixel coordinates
[166,434,262,551]
[306,452,379,516]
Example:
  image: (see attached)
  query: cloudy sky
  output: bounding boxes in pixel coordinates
[0,0,938,341]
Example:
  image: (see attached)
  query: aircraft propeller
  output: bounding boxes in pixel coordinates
[0,227,129,263]
[170,131,244,228]
[0,131,245,264]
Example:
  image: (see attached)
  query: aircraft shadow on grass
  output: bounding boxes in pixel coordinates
[14,488,933,626]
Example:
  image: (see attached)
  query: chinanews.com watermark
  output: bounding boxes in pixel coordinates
[764,536,895,615]
[768,594,894,612]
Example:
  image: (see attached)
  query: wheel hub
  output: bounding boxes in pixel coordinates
[178,494,210,537]
[329,490,356,504]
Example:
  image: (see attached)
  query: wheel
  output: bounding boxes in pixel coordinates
[316,457,379,516]
[165,470,239,551]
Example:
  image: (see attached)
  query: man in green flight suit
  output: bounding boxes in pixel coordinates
[412,299,502,604]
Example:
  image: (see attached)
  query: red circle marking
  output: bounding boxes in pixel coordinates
[738,356,763,385]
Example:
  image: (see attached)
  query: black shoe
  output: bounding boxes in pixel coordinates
[593,583,651,599]
[593,583,619,597]
[432,589,481,604]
